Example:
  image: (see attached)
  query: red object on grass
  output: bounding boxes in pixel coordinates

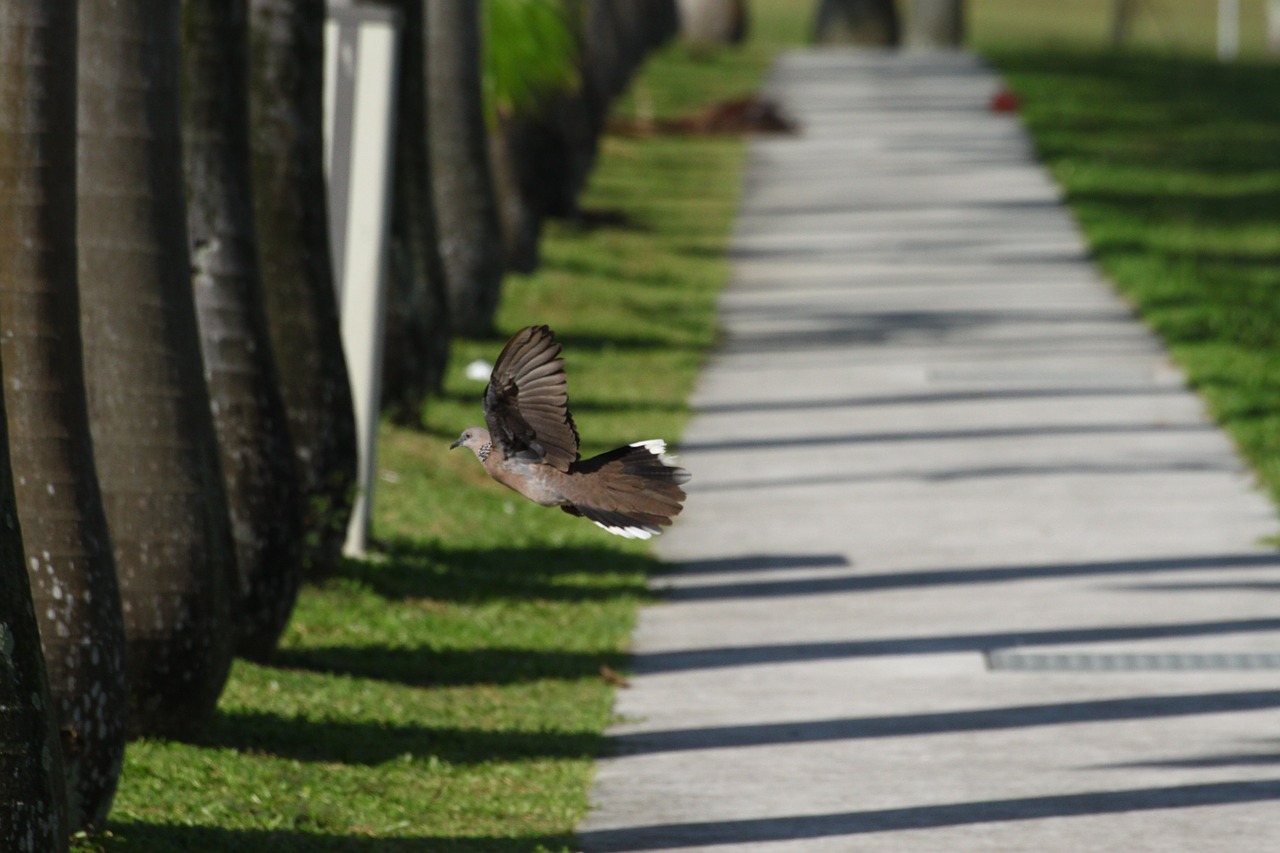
[990,88,1020,113]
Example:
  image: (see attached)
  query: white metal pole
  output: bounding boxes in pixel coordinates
[324,5,402,557]
[1218,0,1240,60]
[1269,0,1280,54]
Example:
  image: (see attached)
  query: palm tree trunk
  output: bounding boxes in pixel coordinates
[813,0,900,46]
[77,0,236,738]
[490,112,545,275]
[0,0,127,830]
[381,0,451,422]
[0,7,76,848]
[903,0,964,48]
[248,0,357,572]
[182,0,304,660]
[0,429,68,849]
[426,0,505,337]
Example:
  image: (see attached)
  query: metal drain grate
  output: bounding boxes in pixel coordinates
[986,651,1280,672]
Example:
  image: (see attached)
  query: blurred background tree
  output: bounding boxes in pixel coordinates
[379,0,453,421]
[427,0,506,337]
[483,0,581,273]
[813,0,900,45]
[905,0,964,47]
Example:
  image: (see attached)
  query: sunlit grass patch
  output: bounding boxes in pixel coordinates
[988,49,1280,515]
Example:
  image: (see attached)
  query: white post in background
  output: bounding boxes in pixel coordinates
[1269,0,1280,54]
[323,4,401,557]
[1217,0,1239,60]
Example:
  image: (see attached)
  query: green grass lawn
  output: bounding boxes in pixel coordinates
[983,48,1280,512]
[84,11,805,853]
[971,0,1275,58]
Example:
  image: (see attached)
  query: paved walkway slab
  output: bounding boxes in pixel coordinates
[578,51,1280,852]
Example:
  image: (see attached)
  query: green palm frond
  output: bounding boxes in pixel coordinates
[482,0,580,120]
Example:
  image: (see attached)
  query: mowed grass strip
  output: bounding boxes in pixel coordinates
[986,49,1280,510]
[86,15,805,853]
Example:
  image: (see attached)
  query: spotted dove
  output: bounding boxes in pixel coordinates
[451,325,690,538]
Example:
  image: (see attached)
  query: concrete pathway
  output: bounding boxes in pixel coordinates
[577,51,1280,852]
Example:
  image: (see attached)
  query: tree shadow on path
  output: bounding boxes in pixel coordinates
[578,779,1280,851]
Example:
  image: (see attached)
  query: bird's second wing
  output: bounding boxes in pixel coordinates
[483,325,580,470]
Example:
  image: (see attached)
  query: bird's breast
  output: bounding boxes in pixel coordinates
[488,458,569,507]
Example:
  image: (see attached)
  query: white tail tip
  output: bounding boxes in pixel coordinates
[592,520,656,540]
[631,439,678,466]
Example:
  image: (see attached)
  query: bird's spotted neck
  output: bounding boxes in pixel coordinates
[478,441,493,463]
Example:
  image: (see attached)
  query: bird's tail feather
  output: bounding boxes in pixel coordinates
[563,440,689,539]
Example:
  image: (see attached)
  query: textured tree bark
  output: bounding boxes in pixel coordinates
[247,0,357,573]
[489,113,544,275]
[426,0,505,337]
[0,428,68,850]
[813,0,900,46]
[903,0,964,49]
[0,0,127,831]
[181,0,303,660]
[77,0,236,738]
[0,8,75,849]
[381,0,451,422]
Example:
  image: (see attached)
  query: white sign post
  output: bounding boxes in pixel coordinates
[323,4,401,557]
[1218,0,1240,60]
[1269,0,1280,53]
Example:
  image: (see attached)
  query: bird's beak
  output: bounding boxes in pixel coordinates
[449,437,463,450]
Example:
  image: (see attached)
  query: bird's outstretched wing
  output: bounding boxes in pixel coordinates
[483,325,581,471]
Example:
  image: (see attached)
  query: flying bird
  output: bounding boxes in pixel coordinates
[451,325,690,539]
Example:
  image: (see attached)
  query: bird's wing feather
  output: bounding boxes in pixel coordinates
[483,325,580,470]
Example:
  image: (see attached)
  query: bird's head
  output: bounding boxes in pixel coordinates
[450,427,493,461]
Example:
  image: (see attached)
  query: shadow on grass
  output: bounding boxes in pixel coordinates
[182,709,602,766]
[101,821,575,853]
[987,47,1280,510]
[1087,240,1280,351]
[271,644,616,688]
[991,50,1280,174]
[571,205,652,232]
[327,542,658,605]
[1077,190,1280,231]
